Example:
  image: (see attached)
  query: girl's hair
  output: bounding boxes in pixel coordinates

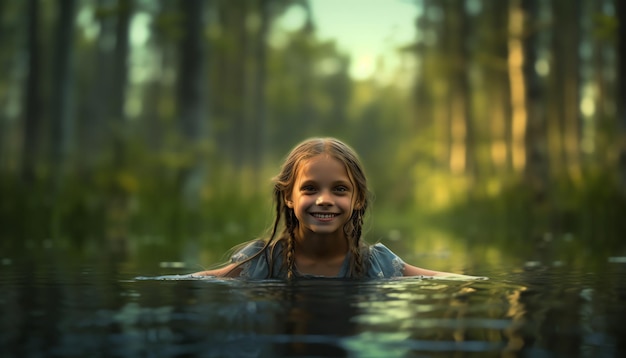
[228,137,371,279]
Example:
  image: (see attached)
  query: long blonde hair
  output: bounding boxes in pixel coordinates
[229,137,371,279]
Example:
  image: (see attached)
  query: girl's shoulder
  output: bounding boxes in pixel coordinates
[365,242,405,278]
[231,239,267,263]
[230,239,286,278]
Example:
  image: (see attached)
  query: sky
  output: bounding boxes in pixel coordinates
[279,0,419,81]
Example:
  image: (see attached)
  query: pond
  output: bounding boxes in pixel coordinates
[1,249,625,357]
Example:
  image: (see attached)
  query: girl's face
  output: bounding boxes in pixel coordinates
[285,154,358,240]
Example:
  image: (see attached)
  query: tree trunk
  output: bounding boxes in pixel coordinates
[507,0,528,173]
[522,0,548,200]
[617,0,626,195]
[0,0,9,172]
[588,0,614,170]
[250,0,270,174]
[20,0,42,184]
[297,0,316,138]
[444,0,471,176]
[416,0,449,171]
[105,0,132,252]
[550,0,582,182]
[563,0,582,182]
[111,0,131,169]
[177,0,209,208]
[231,2,248,169]
[483,0,511,174]
[50,0,76,186]
[82,0,115,172]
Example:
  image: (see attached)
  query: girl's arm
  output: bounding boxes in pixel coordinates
[403,263,486,280]
[192,263,242,278]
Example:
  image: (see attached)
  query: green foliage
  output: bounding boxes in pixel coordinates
[592,12,619,42]
[417,172,626,263]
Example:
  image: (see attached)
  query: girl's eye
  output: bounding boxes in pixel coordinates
[334,186,348,192]
[301,185,316,192]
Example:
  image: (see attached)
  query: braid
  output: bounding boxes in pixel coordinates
[284,208,298,279]
[286,228,296,279]
[265,190,284,278]
[346,208,366,278]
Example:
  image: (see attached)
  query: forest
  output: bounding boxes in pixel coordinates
[1,0,625,267]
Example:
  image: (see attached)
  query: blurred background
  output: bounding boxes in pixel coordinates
[1,0,625,270]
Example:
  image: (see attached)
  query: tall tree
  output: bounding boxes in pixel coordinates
[177,0,208,208]
[49,0,76,186]
[145,0,179,153]
[617,0,626,194]
[0,0,11,172]
[443,0,472,176]
[111,0,131,169]
[588,0,616,170]
[507,0,528,173]
[104,0,133,250]
[20,0,42,183]
[219,1,248,168]
[411,0,435,136]
[250,0,270,173]
[82,0,117,172]
[480,0,512,174]
[550,0,582,181]
[522,0,548,199]
[411,0,447,171]
[295,0,316,136]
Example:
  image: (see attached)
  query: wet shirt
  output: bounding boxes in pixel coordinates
[230,240,405,279]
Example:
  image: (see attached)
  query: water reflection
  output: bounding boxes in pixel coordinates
[1,257,625,357]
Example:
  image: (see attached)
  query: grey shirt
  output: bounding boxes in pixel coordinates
[231,240,405,279]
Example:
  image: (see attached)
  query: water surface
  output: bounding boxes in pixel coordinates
[1,252,625,357]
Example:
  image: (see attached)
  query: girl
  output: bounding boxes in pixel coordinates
[193,137,480,279]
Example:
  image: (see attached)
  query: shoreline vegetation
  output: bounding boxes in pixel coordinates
[2,168,624,269]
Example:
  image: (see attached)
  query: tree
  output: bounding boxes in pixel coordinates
[549,0,582,182]
[617,0,626,194]
[507,0,528,174]
[250,0,270,173]
[443,0,472,176]
[104,0,133,250]
[49,0,76,187]
[176,0,209,208]
[111,0,131,169]
[522,0,548,200]
[412,0,452,172]
[479,0,512,175]
[20,0,42,183]
[81,0,117,172]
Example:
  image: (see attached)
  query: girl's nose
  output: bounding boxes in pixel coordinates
[315,195,332,206]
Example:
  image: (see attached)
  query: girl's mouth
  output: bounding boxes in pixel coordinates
[311,213,338,219]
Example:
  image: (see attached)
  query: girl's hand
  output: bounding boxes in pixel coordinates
[403,263,487,280]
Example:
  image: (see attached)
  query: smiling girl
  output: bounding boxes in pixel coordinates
[193,137,482,279]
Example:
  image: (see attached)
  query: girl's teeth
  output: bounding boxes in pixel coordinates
[313,213,334,218]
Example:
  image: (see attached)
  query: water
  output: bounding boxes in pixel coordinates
[1,252,625,357]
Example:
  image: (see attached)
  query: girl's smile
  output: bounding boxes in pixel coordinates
[310,212,340,223]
